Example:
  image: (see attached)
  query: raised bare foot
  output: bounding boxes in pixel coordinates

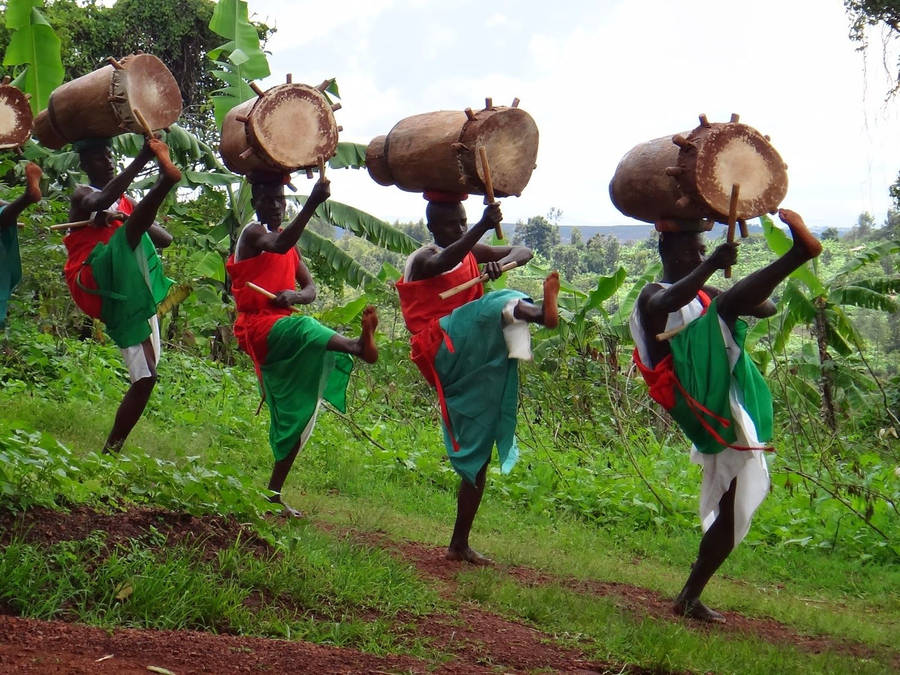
[24,162,42,203]
[542,271,560,328]
[673,596,726,623]
[148,138,182,183]
[359,305,378,363]
[778,209,822,260]
[446,546,493,565]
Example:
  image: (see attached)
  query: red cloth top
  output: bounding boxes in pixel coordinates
[632,290,711,410]
[226,247,299,369]
[63,195,134,318]
[395,252,483,451]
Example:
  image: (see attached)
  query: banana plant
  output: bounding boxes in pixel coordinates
[3,0,64,113]
[747,215,900,428]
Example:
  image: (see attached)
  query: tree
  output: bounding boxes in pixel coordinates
[891,171,900,209]
[569,227,583,247]
[845,0,900,97]
[821,227,841,241]
[513,214,559,257]
[583,233,620,275]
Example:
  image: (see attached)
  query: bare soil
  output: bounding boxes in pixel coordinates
[0,506,894,673]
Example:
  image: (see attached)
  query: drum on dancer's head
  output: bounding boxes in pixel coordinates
[32,53,182,150]
[366,102,539,198]
[219,83,340,175]
[0,84,34,149]
[609,115,788,225]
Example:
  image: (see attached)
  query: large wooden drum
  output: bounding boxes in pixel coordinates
[32,53,182,149]
[0,83,33,149]
[220,83,339,175]
[609,115,788,224]
[366,102,539,197]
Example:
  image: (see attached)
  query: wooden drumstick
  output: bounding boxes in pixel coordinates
[246,281,302,313]
[132,108,155,138]
[477,145,503,239]
[317,156,326,181]
[49,219,92,231]
[656,324,687,342]
[724,183,740,279]
[49,212,127,231]
[438,261,519,300]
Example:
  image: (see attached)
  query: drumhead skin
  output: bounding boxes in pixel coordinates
[116,53,183,132]
[246,84,338,171]
[691,124,787,220]
[0,85,33,149]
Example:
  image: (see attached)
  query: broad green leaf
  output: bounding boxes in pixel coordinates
[610,261,661,325]
[330,142,368,170]
[760,215,825,296]
[298,229,380,289]
[3,11,64,113]
[319,295,370,325]
[184,169,241,188]
[377,261,402,282]
[829,285,898,313]
[5,0,39,30]
[195,251,226,283]
[208,0,269,79]
[314,200,419,254]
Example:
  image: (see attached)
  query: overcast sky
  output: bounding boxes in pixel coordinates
[249,0,899,230]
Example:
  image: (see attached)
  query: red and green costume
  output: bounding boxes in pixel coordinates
[63,195,172,348]
[630,287,771,545]
[396,252,525,484]
[226,246,352,461]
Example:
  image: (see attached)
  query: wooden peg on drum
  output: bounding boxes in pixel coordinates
[477,145,503,240]
[724,183,741,279]
[249,81,266,98]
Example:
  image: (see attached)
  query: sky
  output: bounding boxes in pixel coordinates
[248,0,899,231]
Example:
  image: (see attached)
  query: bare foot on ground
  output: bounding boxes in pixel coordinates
[446,546,493,565]
[148,138,182,183]
[673,597,726,624]
[268,495,303,519]
[359,305,378,363]
[542,271,560,328]
[24,162,42,203]
[778,209,822,260]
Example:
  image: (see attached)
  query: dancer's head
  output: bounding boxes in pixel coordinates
[250,171,290,227]
[74,138,114,187]
[424,191,468,247]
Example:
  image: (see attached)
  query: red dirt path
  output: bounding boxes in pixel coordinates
[0,506,894,673]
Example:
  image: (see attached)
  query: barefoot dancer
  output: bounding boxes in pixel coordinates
[630,209,822,622]
[0,162,42,328]
[396,193,559,564]
[226,171,378,517]
[63,137,181,453]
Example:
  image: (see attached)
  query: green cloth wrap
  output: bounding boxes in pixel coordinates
[0,213,21,329]
[260,314,353,461]
[435,289,525,485]
[83,227,173,348]
[668,298,773,454]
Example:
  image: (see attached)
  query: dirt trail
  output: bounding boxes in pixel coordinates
[0,506,894,673]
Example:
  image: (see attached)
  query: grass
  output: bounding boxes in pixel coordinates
[1,331,898,673]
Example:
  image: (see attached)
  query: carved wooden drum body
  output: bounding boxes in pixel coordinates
[609,115,787,224]
[220,83,339,175]
[366,104,539,197]
[0,84,33,149]
[33,53,182,149]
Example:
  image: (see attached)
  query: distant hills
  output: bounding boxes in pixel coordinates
[500,223,843,244]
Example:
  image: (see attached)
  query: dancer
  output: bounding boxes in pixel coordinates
[396,193,559,563]
[63,137,180,452]
[226,171,378,517]
[630,209,822,621]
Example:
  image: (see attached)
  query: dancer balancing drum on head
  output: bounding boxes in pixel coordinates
[0,162,43,328]
[630,210,822,622]
[63,136,181,453]
[395,191,560,564]
[225,170,378,518]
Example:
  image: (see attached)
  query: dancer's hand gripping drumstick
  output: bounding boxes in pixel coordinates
[478,145,503,240]
[49,211,128,231]
[438,260,520,300]
[246,281,303,313]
